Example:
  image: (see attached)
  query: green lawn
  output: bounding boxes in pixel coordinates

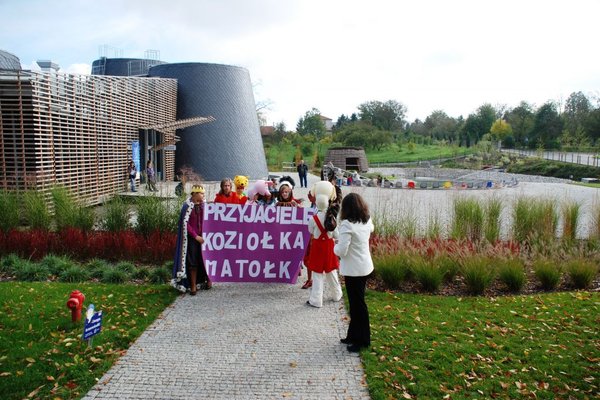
[264,141,473,170]
[365,144,471,164]
[573,181,600,189]
[0,282,178,400]
[362,290,599,399]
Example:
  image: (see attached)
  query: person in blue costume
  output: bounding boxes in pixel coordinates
[172,185,211,294]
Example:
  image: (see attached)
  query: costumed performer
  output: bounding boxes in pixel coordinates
[305,180,343,307]
[233,175,249,204]
[172,184,211,294]
[246,180,273,205]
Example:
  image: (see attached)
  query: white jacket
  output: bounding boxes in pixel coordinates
[334,218,374,277]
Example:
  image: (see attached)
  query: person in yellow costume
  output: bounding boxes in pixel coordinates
[233,175,249,204]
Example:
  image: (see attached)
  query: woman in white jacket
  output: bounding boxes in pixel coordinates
[334,193,374,352]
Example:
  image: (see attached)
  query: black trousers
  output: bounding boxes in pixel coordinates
[345,275,370,346]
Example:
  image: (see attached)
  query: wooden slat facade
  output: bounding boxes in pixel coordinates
[0,70,177,205]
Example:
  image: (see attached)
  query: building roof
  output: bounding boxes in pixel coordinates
[0,49,21,70]
[260,126,275,136]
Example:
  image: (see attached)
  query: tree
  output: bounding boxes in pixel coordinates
[358,100,407,131]
[408,119,427,137]
[371,130,394,151]
[461,104,496,147]
[333,121,374,148]
[530,102,563,149]
[274,121,287,135]
[563,91,592,140]
[505,101,535,148]
[334,114,351,130]
[489,119,513,148]
[296,108,326,138]
[424,110,460,143]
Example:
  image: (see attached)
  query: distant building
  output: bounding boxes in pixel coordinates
[260,126,275,136]
[319,115,333,132]
[324,147,369,172]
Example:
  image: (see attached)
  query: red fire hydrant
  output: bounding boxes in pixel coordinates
[66,290,85,322]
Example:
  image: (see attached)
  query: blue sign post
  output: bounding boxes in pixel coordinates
[131,141,141,173]
[83,304,103,346]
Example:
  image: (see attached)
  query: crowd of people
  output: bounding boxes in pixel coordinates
[169,160,374,353]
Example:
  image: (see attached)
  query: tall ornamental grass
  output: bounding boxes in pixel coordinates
[484,196,502,243]
[374,253,414,289]
[561,201,581,242]
[135,195,178,236]
[425,211,443,239]
[590,201,600,240]
[371,201,405,237]
[533,259,562,291]
[101,196,132,232]
[22,190,51,229]
[512,197,557,243]
[433,254,460,283]
[497,257,526,293]
[0,190,20,232]
[460,255,496,295]
[565,258,598,289]
[51,186,95,232]
[450,197,483,242]
[412,257,444,293]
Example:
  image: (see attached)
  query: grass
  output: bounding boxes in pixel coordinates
[513,197,557,244]
[533,259,562,291]
[561,201,581,242]
[366,144,470,164]
[451,197,484,242]
[0,281,178,400]
[363,290,600,400]
[263,141,473,170]
[0,190,19,232]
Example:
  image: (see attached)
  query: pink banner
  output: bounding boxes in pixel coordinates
[202,203,315,283]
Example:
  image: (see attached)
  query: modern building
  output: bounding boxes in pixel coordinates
[0,49,268,204]
[146,63,267,181]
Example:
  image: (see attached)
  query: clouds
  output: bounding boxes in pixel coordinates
[1,0,598,129]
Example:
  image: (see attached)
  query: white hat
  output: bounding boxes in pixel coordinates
[278,181,293,191]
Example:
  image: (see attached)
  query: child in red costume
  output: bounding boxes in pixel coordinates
[305,181,343,307]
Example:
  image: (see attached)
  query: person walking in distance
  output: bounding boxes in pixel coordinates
[128,160,137,192]
[297,159,309,188]
[146,160,158,192]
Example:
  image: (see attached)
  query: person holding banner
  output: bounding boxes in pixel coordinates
[275,180,300,207]
[214,178,237,204]
[172,184,211,295]
[305,181,343,308]
[334,192,374,352]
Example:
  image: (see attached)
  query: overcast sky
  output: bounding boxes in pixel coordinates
[1,0,599,129]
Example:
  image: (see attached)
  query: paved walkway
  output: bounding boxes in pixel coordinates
[82,271,370,400]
